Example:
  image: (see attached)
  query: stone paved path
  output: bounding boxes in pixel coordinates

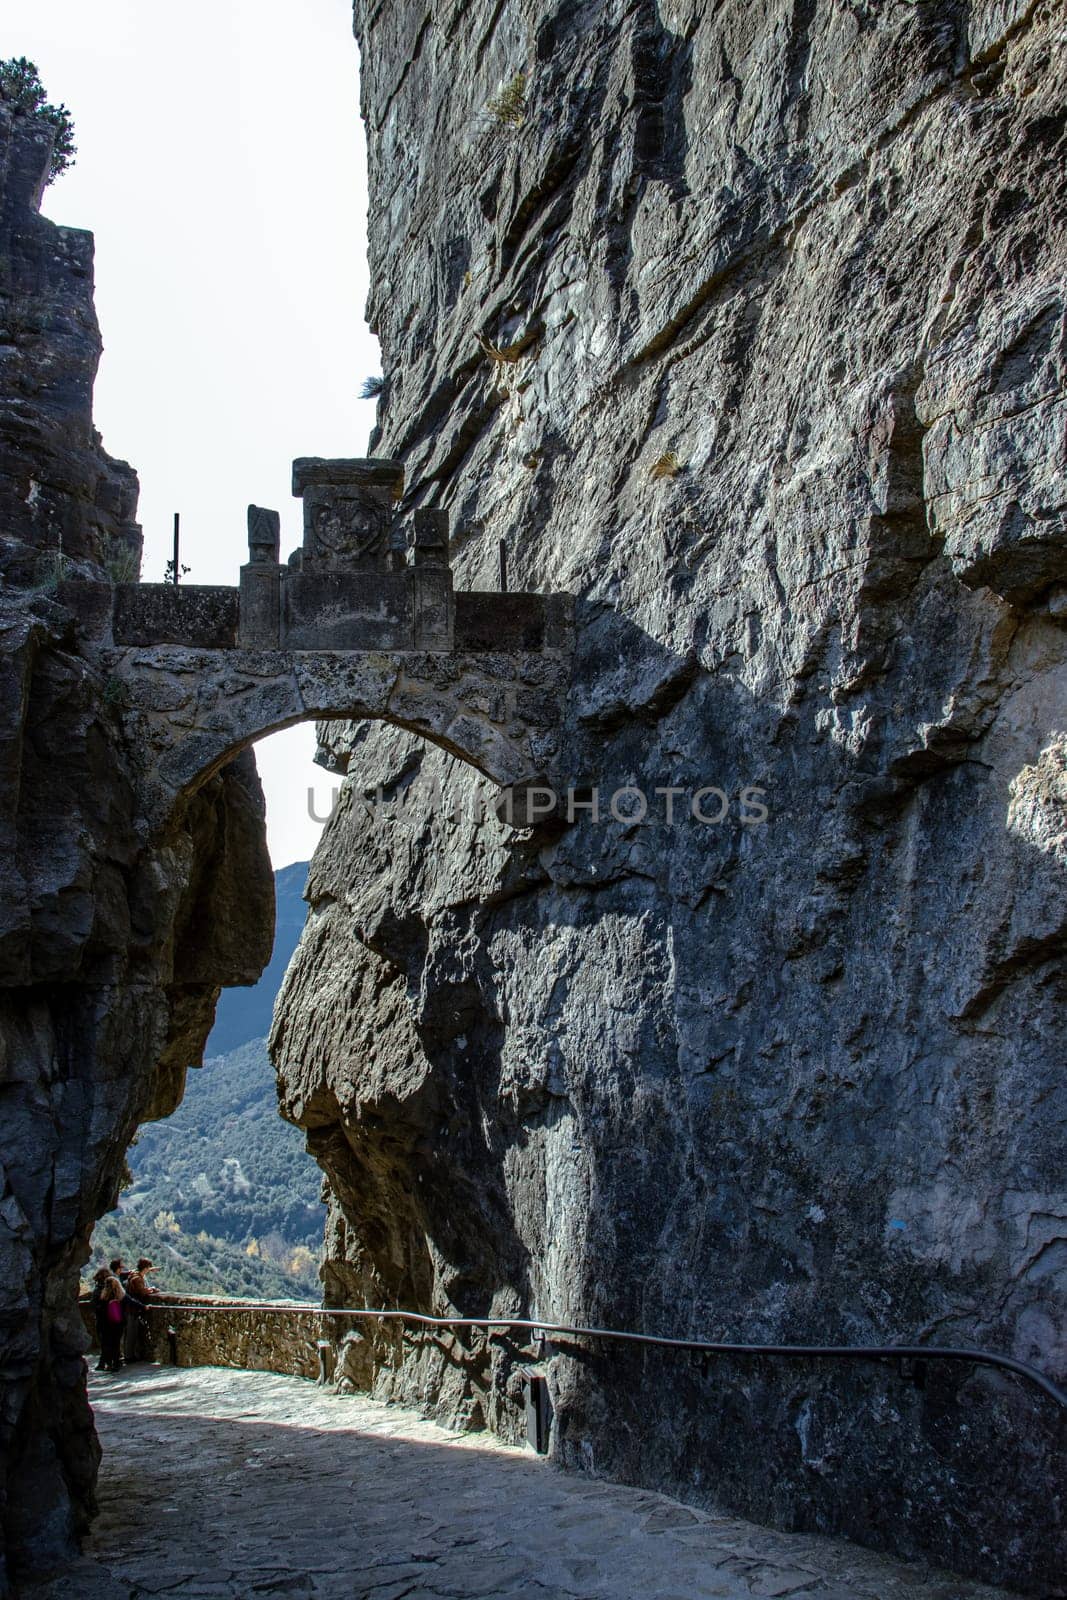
[28,1366,1017,1600]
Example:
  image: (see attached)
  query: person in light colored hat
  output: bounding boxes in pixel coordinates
[123,1257,160,1363]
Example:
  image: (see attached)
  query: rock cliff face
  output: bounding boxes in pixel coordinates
[272,2,1066,1592]
[0,105,274,1588]
[0,106,140,586]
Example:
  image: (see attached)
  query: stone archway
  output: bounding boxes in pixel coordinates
[105,639,572,832]
[42,459,575,1564]
[60,456,574,832]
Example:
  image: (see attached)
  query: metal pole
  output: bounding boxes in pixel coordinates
[499,538,508,593]
[172,513,180,586]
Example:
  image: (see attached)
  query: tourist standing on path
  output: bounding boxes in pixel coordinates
[123,1258,159,1362]
[90,1267,126,1372]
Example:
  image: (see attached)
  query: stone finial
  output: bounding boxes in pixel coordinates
[240,507,283,648]
[412,508,450,568]
[291,457,404,572]
[247,505,281,564]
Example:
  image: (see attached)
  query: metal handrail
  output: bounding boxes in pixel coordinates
[141,1300,1067,1413]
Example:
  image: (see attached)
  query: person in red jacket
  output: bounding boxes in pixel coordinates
[90,1266,125,1372]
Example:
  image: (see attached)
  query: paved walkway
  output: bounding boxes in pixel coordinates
[29,1366,1015,1600]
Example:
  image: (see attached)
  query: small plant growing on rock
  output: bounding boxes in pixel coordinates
[476,332,537,426]
[650,450,683,480]
[486,73,527,128]
[360,375,384,399]
[0,58,76,183]
[32,549,70,590]
[104,537,140,584]
[477,331,526,366]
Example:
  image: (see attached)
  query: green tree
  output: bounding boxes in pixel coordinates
[0,58,76,183]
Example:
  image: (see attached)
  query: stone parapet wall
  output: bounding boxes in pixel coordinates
[78,1297,526,1441]
[112,585,240,649]
[70,577,568,656]
[79,1296,426,1401]
[81,1296,330,1380]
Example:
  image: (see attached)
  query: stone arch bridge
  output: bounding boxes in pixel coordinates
[63,457,573,832]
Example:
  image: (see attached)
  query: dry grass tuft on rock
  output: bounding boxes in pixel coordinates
[32,549,70,590]
[104,537,140,584]
[650,450,683,480]
[477,332,526,365]
[486,73,527,128]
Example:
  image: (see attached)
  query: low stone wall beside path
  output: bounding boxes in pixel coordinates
[79,1294,341,1380]
[77,1293,525,1439]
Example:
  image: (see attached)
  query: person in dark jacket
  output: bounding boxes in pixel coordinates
[91,1266,126,1372]
[123,1258,159,1362]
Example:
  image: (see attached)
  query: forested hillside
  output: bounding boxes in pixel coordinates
[89,864,321,1300]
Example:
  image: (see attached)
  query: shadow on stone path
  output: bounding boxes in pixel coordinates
[25,1366,1018,1600]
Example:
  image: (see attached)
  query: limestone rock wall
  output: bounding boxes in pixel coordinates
[0,106,140,585]
[0,106,275,1588]
[272,3,1067,1592]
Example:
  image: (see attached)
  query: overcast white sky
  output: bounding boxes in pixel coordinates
[6,0,379,866]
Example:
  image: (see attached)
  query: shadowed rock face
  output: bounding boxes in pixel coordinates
[0,107,275,1585]
[0,106,140,586]
[271,3,1066,1592]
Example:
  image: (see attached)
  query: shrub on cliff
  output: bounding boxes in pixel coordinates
[486,72,527,128]
[0,57,76,182]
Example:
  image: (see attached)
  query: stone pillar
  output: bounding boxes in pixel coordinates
[411,508,454,650]
[386,525,409,573]
[291,458,404,571]
[412,508,449,568]
[239,505,283,648]
[543,592,575,652]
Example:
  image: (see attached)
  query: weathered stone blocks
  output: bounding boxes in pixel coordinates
[69,460,578,676]
[282,571,416,650]
[292,654,399,720]
[101,640,567,835]
[113,585,239,649]
[292,457,404,571]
